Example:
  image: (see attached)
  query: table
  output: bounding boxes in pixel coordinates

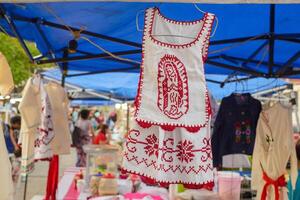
[56,167,132,200]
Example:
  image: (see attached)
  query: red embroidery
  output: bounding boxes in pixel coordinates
[157,54,189,120]
[148,7,210,49]
[126,129,212,164]
[134,8,214,132]
[176,140,195,163]
[144,135,159,158]
[124,152,213,174]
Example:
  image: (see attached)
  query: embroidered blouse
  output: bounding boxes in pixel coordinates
[211,93,261,167]
[251,103,298,200]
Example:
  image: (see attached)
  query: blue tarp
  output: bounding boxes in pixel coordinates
[44,68,288,101]
[0,3,299,77]
[70,99,115,106]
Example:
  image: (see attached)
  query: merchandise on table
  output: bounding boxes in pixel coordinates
[83,144,120,195]
[251,102,298,200]
[98,173,118,196]
[212,93,262,167]
[123,6,216,189]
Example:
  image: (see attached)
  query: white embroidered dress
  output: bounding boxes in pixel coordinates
[134,8,215,132]
[123,8,215,189]
[34,82,55,160]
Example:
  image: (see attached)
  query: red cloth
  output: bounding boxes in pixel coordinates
[45,155,59,200]
[261,171,286,200]
[93,132,107,144]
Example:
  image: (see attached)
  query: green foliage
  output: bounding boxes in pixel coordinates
[0,33,49,85]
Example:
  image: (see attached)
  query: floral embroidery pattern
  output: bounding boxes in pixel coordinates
[176,140,195,163]
[157,54,189,120]
[144,135,159,158]
[235,119,252,144]
[126,129,211,164]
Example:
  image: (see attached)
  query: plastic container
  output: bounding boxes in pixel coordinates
[98,174,118,196]
[218,171,241,200]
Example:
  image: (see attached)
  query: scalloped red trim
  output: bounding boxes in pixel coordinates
[202,15,216,62]
[121,167,214,190]
[134,8,214,132]
[149,7,209,49]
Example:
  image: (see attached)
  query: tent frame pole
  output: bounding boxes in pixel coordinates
[61,49,68,87]
[11,15,141,48]
[206,60,267,77]
[36,49,141,64]
[0,8,35,62]
[268,4,275,75]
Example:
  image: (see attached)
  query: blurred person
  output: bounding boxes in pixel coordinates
[9,116,21,154]
[90,110,99,131]
[75,109,94,167]
[106,111,117,131]
[93,124,109,145]
[96,111,105,126]
[7,116,21,182]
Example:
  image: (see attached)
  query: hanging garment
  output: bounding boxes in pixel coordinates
[122,120,214,189]
[0,123,14,200]
[251,103,298,200]
[134,7,215,132]
[19,77,42,174]
[208,91,219,127]
[45,82,71,155]
[212,93,261,167]
[0,52,14,96]
[35,80,54,160]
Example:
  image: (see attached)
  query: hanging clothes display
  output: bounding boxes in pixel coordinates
[208,91,219,127]
[19,77,42,173]
[35,81,55,160]
[251,103,298,200]
[123,7,215,189]
[212,93,261,167]
[0,123,14,200]
[134,7,215,132]
[19,77,71,172]
[0,52,14,96]
[45,82,71,155]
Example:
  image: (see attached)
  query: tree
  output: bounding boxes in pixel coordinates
[0,32,49,86]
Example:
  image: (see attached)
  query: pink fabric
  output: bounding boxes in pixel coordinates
[63,178,80,200]
[124,193,163,200]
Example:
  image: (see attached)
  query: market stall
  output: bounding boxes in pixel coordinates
[0,1,299,200]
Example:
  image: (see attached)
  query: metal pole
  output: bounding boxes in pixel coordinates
[23,174,28,200]
[268,4,275,75]
[1,10,34,62]
[61,49,68,87]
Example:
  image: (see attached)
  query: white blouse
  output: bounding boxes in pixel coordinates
[252,103,298,200]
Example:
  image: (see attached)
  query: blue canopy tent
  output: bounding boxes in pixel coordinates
[44,68,138,100]
[70,99,115,106]
[44,68,289,101]
[0,2,299,86]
